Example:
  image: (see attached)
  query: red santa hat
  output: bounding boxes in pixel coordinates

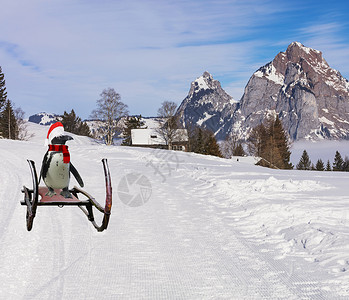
[44,122,65,146]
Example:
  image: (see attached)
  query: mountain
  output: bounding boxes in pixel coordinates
[28,112,61,125]
[177,42,349,141]
[236,42,349,140]
[176,71,238,140]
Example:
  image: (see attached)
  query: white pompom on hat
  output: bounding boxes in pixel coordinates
[44,122,65,146]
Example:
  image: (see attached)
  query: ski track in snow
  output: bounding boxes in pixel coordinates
[0,123,348,299]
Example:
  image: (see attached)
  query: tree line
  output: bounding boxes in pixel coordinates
[296,149,349,171]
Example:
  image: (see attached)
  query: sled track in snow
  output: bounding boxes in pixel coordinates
[176,163,337,299]
[1,139,347,299]
[22,208,65,299]
[0,150,23,243]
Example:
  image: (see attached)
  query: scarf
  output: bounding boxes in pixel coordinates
[48,145,70,163]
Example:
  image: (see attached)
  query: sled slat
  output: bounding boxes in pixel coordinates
[38,187,81,204]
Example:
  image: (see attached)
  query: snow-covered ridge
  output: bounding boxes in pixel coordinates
[289,41,321,55]
[254,62,285,85]
[28,112,61,125]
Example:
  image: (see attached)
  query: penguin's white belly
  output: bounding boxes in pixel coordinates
[44,152,70,189]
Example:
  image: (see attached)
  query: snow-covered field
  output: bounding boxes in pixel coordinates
[0,122,348,299]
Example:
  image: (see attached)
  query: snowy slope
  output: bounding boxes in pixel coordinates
[0,122,348,299]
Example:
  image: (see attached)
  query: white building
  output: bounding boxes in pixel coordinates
[131,129,189,151]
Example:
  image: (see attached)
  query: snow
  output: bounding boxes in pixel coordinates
[140,117,159,129]
[194,75,210,92]
[29,112,60,125]
[0,122,349,299]
[254,64,285,85]
[230,98,238,104]
[319,116,335,126]
[197,112,213,126]
[291,42,320,55]
[333,115,349,125]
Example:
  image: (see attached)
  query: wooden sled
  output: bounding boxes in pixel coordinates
[20,159,112,232]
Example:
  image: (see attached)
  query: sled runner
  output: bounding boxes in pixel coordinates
[21,159,112,232]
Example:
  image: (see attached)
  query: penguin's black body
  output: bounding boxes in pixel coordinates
[40,135,84,198]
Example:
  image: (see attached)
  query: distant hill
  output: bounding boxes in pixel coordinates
[28,112,61,125]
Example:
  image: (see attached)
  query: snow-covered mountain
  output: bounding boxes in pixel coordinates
[0,122,348,298]
[28,112,61,125]
[236,41,349,140]
[176,71,238,140]
[177,42,349,141]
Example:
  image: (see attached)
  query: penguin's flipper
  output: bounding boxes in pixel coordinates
[40,151,50,184]
[70,163,84,187]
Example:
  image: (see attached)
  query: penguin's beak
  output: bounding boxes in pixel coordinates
[51,135,74,145]
[63,135,74,141]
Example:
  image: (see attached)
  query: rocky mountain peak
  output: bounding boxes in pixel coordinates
[286,42,322,63]
[176,72,237,139]
[177,43,349,142]
[188,71,219,97]
[238,42,349,140]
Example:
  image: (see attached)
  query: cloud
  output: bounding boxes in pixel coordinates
[1,0,348,119]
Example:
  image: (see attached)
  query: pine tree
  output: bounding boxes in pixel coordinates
[189,127,222,157]
[343,156,349,172]
[61,109,91,137]
[61,109,77,133]
[206,133,222,157]
[325,160,332,171]
[253,116,293,169]
[333,151,344,171]
[122,115,145,146]
[0,100,17,139]
[0,66,8,137]
[315,159,325,171]
[189,127,204,154]
[269,116,293,169]
[296,150,311,170]
[233,143,245,156]
[0,66,7,111]
[77,122,91,137]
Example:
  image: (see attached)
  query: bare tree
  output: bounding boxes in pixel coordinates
[15,107,34,141]
[90,88,128,145]
[156,101,179,150]
[220,132,239,158]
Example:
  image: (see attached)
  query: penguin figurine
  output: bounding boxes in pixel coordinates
[40,122,84,198]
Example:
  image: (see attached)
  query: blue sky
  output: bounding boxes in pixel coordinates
[1,0,349,119]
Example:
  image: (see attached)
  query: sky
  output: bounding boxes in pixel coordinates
[1,0,349,119]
